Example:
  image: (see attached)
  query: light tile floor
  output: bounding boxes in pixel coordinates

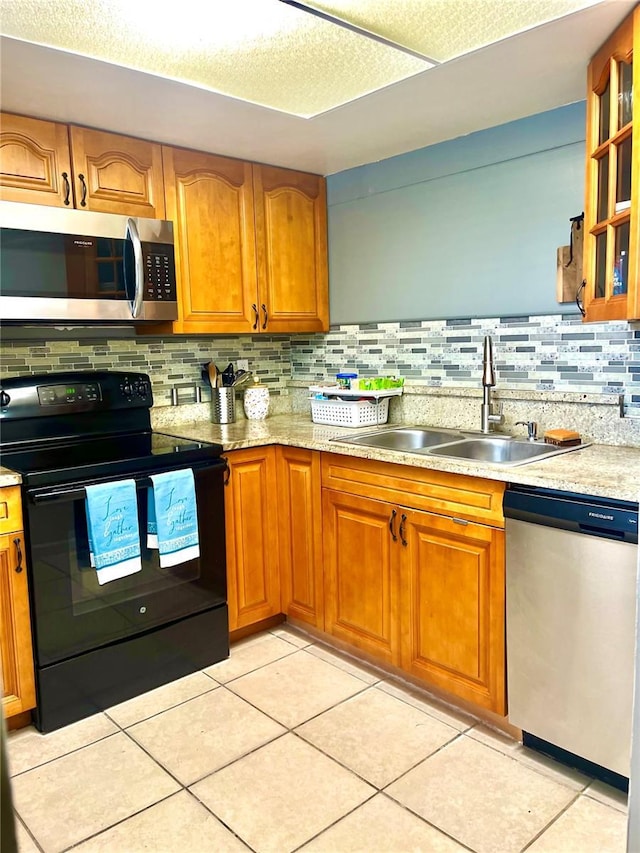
[7,625,629,853]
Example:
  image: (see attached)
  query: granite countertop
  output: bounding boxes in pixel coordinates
[157,414,640,503]
[2,415,637,500]
[0,467,23,488]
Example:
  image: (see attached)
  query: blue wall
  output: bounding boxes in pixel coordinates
[326,103,586,324]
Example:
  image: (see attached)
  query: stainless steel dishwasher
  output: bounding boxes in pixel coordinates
[504,485,638,782]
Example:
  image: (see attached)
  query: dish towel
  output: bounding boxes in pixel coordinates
[85,479,142,585]
[148,469,200,568]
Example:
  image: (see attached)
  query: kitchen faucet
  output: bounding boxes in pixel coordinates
[480,335,504,434]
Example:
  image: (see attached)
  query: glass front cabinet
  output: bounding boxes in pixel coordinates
[583,5,639,322]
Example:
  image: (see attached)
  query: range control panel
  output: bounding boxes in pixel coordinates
[38,382,102,407]
[145,245,176,302]
[0,371,154,419]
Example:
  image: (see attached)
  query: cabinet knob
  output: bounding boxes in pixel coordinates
[388,509,397,542]
[399,514,408,547]
[62,172,71,206]
[78,174,88,207]
[13,537,23,572]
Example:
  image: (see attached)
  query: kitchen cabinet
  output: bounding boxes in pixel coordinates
[224,447,281,631]
[0,486,36,720]
[161,146,258,335]
[253,165,329,334]
[156,150,329,334]
[277,447,324,629]
[321,454,506,713]
[583,6,640,321]
[0,113,166,218]
[323,489,399,664]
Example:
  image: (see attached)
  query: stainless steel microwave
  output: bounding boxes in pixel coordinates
[0,201,178,323]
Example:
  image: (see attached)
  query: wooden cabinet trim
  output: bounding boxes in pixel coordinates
[0,487,23,537]
[321,453,505,527]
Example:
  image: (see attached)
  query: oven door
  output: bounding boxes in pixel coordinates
[22,459,227,667]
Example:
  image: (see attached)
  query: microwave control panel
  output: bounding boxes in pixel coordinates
[144,245,176,302]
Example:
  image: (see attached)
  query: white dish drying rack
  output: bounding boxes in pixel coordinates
[308,386,402,428]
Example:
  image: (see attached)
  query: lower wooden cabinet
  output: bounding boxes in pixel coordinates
[399,509,505,714]
[321,454,506,714]
[223,446,506,714]
[224,447,281,631]
[0,488,36,719]
[323,489,399,664]
[277,447,324,628]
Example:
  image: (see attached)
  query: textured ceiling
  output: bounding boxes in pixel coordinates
[0,0,600,117]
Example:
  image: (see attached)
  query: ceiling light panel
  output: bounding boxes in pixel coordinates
[0,0,430,117]
[303,0,603,62]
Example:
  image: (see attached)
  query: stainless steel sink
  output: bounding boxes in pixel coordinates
[332,427,588,466]
[336,427,463,451]
[428,437,575,466]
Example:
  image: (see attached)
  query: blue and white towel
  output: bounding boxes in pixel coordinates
[85,479,142,585]
[148,469,200,568]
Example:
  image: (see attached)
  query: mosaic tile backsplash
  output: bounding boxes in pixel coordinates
[290,314,640,409]
[1,314,638,411]
[0,335,293,406]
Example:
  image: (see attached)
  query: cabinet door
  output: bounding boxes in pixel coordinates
[323,489,399,664]
[224,447,280,631]
[254,165,329,333]
[399,510,505,714]
[163,147,258,334]
[0,113,73,207]
[0,532,36,719]
[69,126,165,218]
[583,6,639,321]
[277,447,324,628]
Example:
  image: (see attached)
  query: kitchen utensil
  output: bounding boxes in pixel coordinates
[207,362,220,388]
[232,370,252,388]
[221,363,235,386]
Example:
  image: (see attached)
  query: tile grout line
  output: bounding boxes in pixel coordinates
[517,789,583,853]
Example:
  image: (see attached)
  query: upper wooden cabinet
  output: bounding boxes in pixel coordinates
[583,6,640,321]
[0,113,166,218]
[0,113,73,207]
[254,165,329,333]
[162,147,258,335]
[159,149,329,334]
[67,126,165,218]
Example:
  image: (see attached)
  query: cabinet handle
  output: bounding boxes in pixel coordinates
[252,304,259,331]
[576,279,586,317]
[13,537,23,573]
[388,509,398,541]
[78,173,88,207]
[399,513,408,547]
[261,304,268,330]
[222,457,230,486]
[62,172,71,206]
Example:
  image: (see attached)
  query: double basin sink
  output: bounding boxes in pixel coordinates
[332,427,588,467]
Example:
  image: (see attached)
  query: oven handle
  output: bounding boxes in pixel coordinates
[28,460,226,504]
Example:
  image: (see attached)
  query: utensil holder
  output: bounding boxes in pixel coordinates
[211,387,236,424]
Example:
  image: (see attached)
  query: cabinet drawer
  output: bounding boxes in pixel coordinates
[0,487,23,536]
[320,453,504,528]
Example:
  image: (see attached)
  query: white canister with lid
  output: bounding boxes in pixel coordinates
[243,379,270,420]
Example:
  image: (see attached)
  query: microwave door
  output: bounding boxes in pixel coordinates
[124,218,144,319]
